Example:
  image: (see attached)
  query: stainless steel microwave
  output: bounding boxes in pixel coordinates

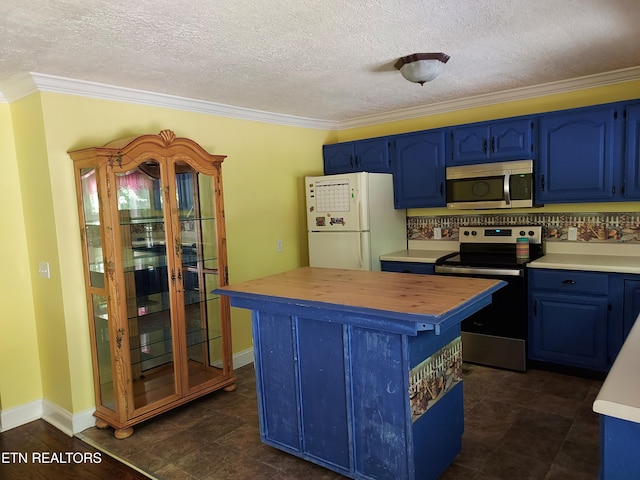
[446,159,534,209]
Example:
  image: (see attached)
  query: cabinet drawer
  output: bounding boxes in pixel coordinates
[529,269,608,294]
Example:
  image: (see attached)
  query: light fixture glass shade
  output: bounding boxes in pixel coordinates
[394,53,450,85]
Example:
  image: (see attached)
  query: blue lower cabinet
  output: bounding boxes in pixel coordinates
[599,415,640,479]
[528,269,611,371]
[529,292,609,370]
[381,261,435,275]
[252,310,463,479]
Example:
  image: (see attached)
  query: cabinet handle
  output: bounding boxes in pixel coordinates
[533,299,537,316]
[491,137,496,153]
[612,186,616,195]
[483,139,488,153]
[354,154,360,168]
[562,279,576,285]
[439,182,444,197]
[541,174,545,192]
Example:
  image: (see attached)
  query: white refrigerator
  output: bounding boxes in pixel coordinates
[305,172,407,271]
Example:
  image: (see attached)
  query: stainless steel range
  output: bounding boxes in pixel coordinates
[435,226,543,372]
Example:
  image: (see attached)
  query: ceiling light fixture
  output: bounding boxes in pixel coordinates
[394,52,450,86]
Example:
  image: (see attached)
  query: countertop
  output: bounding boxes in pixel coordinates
[215,267,504,334]
[380,241,640,274]
[379,240,458,264]
[593,312,640,423]
[528,242,640,274]
[379,249,455,264]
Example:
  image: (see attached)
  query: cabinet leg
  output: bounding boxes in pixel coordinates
[114,427,134,439]
[223,383,237,392]
[95,419,109,429]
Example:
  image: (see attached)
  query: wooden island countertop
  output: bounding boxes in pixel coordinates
[215,266,504,335]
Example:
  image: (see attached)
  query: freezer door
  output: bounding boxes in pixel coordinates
[305,173,368,232]
[308,231,373,270]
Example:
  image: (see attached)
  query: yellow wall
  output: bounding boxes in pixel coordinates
[2,77,639,418]
[0,103,43,410]
[15,92,329,414]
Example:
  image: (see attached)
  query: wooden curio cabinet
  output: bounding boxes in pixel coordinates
[69,130,235,438]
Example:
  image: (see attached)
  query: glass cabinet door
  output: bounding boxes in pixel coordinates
[116,160,178,410]
[174,161,227,391]
[79,167,114,411]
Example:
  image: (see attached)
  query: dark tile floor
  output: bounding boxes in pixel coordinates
[78,363,602,480]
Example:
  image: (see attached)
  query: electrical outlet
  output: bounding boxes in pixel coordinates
[276,239,283,252]
[433,227,442,240]
[568,227,578,241]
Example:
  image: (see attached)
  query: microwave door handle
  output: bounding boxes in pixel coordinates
[503,171,511,205]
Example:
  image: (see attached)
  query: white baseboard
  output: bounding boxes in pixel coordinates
[233,347,254,369]
[0,399,42,433]
[1,348,256,435]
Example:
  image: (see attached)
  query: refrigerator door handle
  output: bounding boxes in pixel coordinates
[359,232,366,269]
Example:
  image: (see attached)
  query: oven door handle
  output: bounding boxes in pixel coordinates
[435,265,523,277]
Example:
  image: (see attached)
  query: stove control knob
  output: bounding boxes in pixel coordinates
[471,230,477,236]
[520,230,526,236]
[463,230,470,236]
[529,230,535,237]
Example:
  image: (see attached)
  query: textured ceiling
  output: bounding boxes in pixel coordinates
[1,0,640,122]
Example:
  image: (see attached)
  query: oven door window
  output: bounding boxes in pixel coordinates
[446,175,504,203]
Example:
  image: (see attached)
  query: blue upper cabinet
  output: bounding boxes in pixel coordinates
[450,118,534,165]
[323,137,391,174]
[624,103,640,199]
[537,104,623,203]
[391,129,446,208]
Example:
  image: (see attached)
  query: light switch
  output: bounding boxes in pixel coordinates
[276,240,283,252]
[433,227,442,240]
[568,227,578,241]
[38,261,51,279]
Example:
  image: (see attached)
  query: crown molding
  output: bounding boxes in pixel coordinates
[0,72,339,130]
[1,67,639,129]
[338,66,640,130]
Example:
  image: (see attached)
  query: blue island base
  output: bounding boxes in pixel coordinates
[252,310,464,480]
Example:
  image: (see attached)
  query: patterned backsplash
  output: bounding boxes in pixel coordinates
[408,212,640,243]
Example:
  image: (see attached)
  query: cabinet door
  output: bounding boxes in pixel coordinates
[323,143,355,174]
[537,106,618,203]
[624,103,640,199]
[490,118,534,160]
[114,159,181,413]
[623,279,640,338]
[529,292,609,370]
[354,138,391,173]
[169,159,232,394]
[392,130,446,208]
[451,124,491,163]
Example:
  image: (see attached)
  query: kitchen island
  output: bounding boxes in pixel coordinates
[593,312,640,479]
[214,267,504,480]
